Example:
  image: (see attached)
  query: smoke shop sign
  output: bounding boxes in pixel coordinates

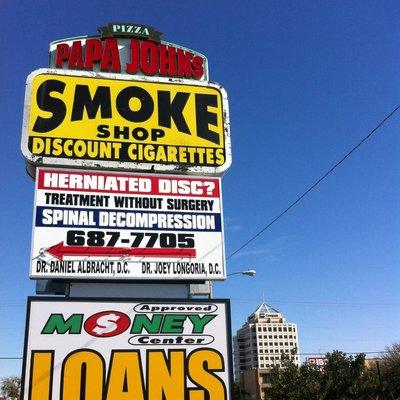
[21,69,231,175]
[49,23,208,81]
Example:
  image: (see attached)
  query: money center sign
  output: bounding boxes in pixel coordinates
[31,168,225,280]
[21,298,233,400]
[21,69,231,175]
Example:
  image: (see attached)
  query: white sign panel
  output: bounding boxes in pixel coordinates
[31,168,225,280]
[21,298,233,400]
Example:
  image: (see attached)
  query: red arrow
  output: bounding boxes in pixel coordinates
[46,242,196,261]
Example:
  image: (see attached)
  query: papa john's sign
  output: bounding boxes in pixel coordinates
[50,22,209,81]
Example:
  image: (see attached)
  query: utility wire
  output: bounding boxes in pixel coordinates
[1,109,399,365]
[0,300,399,308]
[227,104,400,260]
[297,351,387,356]
[0,351,388,360]
[229,298,400,306]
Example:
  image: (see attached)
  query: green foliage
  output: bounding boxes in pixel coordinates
[379,342,400,399]
[233,381,246,400]
[0,376,21,399]
[266,359,322,400]
[264,345,400,400]
[319,351,372,399]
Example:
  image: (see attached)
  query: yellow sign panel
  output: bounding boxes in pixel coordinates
[21,69,231,175]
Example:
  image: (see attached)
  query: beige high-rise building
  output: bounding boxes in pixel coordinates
[233,302,300,382]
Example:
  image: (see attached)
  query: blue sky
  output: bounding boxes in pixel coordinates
[0,0,399,377]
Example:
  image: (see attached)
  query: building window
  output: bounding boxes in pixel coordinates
[261,373,270,384]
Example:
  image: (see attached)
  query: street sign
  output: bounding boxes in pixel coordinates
[21,69,231,176]
[306,357,327,370]
[30,168,226,280]
[21,297,233,400]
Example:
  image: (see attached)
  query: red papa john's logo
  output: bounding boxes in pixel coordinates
[84,311,130,337]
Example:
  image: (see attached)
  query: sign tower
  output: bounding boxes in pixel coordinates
[20,23,233,399]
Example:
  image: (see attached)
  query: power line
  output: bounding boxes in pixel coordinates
[298,351,387,356]
[1,109,398,367]
[0,300,399,309]
[1,298,399,306]
[229,298,400,307]
[0,351,388,360]
[227,104,400,260]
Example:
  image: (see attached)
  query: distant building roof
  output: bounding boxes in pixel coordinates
[248,302,282,322]
[251,302,280,315]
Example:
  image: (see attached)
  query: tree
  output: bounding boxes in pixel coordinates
[297,363,322,399]
[0,376,21,399]
[265,356,321,400]
[233,381,246,400]
[378,342,400,399]
[319,351,375,400]
[264,351,382,400]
